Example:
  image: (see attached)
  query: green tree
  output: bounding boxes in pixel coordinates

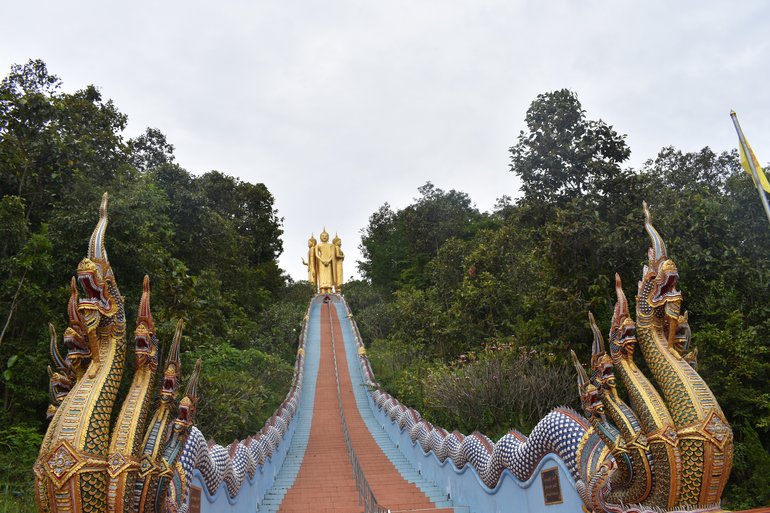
[510,88,630,206]
[129,127,175,172]
[359,182,481,290]
[0,59,132,228]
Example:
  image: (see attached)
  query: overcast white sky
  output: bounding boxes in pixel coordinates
[2,1,769,281]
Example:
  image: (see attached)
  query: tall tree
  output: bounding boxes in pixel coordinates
[0,59,132,227]
[358,182,481,290]
[509,89,631,206]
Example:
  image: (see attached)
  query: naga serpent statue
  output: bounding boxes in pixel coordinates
[34,193,201,513]
[357,203,733,513]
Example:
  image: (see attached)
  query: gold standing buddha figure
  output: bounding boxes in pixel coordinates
[315,230,335,294]
[333,234,344,292]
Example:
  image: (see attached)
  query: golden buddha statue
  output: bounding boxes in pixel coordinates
[333,234,344,292]
[315,229,335,294]
[301,234,318,288]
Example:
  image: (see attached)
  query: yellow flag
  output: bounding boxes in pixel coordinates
[737,129,770,194]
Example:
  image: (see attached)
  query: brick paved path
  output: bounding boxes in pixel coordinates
[278,302,451,513]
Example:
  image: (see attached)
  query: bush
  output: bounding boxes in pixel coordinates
[0,424,40,511]
[183,345,293,442]
[723,423,770,510]
[422,342,577,438]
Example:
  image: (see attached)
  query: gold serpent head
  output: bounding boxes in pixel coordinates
[77,257,118,317]
[572,350,605,419]
[173,359,201,435]
[134,324,158,369]
[160,319,184,404]
[76,193,121,324]
[608,275,638,361]
[588,312,617,393]
[61,277,91,370]
[672,311,691,352]
[47,365,72,415]
[639,203,682,326]
[134,276,159,370]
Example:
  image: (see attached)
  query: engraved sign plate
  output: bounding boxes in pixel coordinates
[189,485,202,513]
[541,466,563,505]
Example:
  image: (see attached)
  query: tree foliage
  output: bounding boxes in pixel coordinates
[358,182,483,291]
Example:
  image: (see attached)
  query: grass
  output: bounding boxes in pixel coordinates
[0,482,35,513]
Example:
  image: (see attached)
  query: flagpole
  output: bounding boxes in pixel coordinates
[730,110,770,226]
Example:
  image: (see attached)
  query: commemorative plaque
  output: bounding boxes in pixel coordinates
[189,485,202,513]
[541,466,563,505]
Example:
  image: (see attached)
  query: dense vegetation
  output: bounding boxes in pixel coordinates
[0,60,309,506]
[348,89,770,508]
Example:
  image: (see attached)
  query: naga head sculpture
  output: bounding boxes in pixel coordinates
[46,365,71,420]
[608,274,637,362]
[588,312,616,393]
[638,202,682,324]
[48,323,73,405]
[160,319,184,405]
[571,350,605,419]
[134,276,159,370]
[76,193,120,329]
[172,358,201,436]
[63,277,90,369]
[671,311,690,353]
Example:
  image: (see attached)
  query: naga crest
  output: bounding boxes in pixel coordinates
[588,312,615,393]
[159,319,184,404]
[608,274,637,362]
[174,359,201,436]
[77,193,120,319]
[63,277,90,368]
[572,203,733,512]
[638,202,682,324]
[36,193,202,513]
[571,349,604,419]
[134,275,159,370]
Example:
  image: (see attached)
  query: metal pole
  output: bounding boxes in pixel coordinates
[731,110,770,226]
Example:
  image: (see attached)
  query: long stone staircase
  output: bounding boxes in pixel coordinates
[257,297,463,513]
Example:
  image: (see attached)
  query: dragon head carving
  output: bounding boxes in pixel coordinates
[62,277,90,371]
[173,358,201,436]
[46,366,71,420]
[160,320,184,405]
[134,276,159,370]
[47,323,73,407]
[608,274,638,363]
[588,312,616,394]
[571,350,605,420]
[670,311,697,368]
[638,202,682,332]
[76,193,120,330]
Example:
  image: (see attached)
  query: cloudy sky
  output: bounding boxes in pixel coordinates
[2,1,768,281]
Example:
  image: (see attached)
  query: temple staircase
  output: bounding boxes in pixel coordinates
[256,296,464,513]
